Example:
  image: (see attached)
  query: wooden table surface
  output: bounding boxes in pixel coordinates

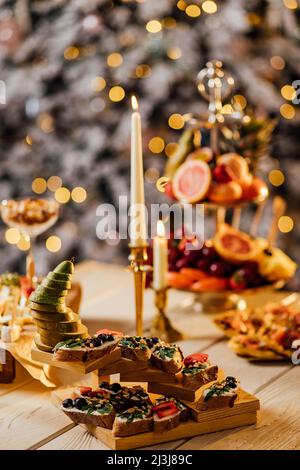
[0,260,299,450]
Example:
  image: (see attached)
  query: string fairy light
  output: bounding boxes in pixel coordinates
[168,113,185,129]
[109,86,125,102]
[148,137,165,154]
[46,235,62,252]
[32,177,47,194]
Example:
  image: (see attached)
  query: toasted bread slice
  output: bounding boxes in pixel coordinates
[152,396,188,432]
[53,333,121,362]
[62,397,115,429]
[112,405,153,437]
[151,343,183,374]
[196,376,239,411]
[119,336,151,362]
[182,363,218,390]
[228,334,285,360]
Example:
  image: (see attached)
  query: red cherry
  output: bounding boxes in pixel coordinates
[196,259,210,272]
[209,261,229,277]
[201,246,218,260]
[164,181,176,200]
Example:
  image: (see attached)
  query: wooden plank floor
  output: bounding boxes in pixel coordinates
[0,261,298,450]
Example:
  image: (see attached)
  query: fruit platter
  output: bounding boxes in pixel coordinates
[164,131,268,207]
[214,299,300,361]
[148,223,297,310]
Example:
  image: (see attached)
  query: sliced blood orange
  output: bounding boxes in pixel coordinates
[208,181,242,204]
[217,153,252,186]
[172,160,211,203]
[213,224,267,263]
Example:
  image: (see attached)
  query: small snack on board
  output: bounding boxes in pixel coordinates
[151,343,183,374]
[181,353,218,390]
[53,329,122,362]
[196,376,239,411]
[61,395,116,429]
[113,404,153,437]
[118,336,151,361]
[152,396,188,432]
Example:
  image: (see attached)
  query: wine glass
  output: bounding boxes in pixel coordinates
[1,197,59,280]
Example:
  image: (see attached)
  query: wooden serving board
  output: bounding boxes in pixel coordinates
[53,384,259,450]
[99,357,148,376]
[120,366,179,384]
[31,346,121,374]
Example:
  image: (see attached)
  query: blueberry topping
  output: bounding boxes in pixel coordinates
[225,376,237,388]
[109,382,122,393]
[74,397,87,410]
[99,381,110,389]
[107,334,114,341]
[99,333,107,341]
[62,398,73,408]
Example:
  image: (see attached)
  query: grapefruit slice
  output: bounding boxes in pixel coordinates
[172,160,211,203]
[213,224,267,263]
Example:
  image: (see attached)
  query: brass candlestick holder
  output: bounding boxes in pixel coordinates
[128,245,151,336]
[151,287,184,342]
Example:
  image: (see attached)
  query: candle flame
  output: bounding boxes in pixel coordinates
[157,220,165,238]
[131,95,139,111]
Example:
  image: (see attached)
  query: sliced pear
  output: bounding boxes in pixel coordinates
[35,318,81,333]
[41,278,72,290]
[29,301,68,313]
[53,260,74,275]
[38,324,88,348]
[34,334,54,353]
[29,293,66,306]
[31,309,79,322]
[34,285,68,297]
[47,271,72,282]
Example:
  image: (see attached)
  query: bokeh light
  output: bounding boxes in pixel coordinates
[167,47,182,60]
[55,187,71,204]
[71,186,87,203]
[37,113,54,133]
[278,215,294,233]
[146,20,162,33]
[46,235,62,252]
[280,103,295,119]
[165,142,179,157]
[47,176,62,192]
[109,86,125,102]
[156,176,169,193]
[162,17,177,29]
[5,228,20,244]
[185,4,201,17]
[168,113,184,129]
[283,0,298,9]
[64,46,79,60]
[107,52,123,67]
[145,167,160,183]
[269,169,285,187]
[25,135,33,146]
[32,177,47,194]
[177,0,187,10]
[270,56,285,70]
[232,94,247,109]
[91,76,106,92]
[135,64,152,78]
[17,234,30,251]
[202,1,218,14]
[281,85,296,101]
[148,137,165,154]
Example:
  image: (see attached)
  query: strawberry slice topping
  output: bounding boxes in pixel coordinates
[184,353,208,366]
[86,389,107,397]
[152,402,178,418]
[95,328,123,336]
[78,386,92,396]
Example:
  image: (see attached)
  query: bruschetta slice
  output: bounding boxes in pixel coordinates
[151,343,183,374]
[61,396,115,429]
[118,336,151,361]
[181,353,218,389]
[196,376,239,411]
[228,334,285,360]
[112,404,153,437]
[152,396,188,432]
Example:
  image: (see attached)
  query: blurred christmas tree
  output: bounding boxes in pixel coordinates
[0,0,299,278]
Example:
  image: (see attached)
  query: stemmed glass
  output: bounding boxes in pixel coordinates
[1,197,59,280]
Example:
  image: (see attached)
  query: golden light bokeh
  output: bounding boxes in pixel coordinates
[232,94,247,109]
[185,4,201,17]
[47,176,62,192]
[168,113,185,129]
[221,104,234,114]
[162,17,177,29]
[107,52,123,68]
[281,85,296,101]
[32,177,47,194]
[37,113,55,133]
[135,64,152,78]
[25,135,33,146]
[17,235,30,251]
[202,1,218,14]
[55,187,71,204]
[148,137,165,154]
[146,20,162,33]
[145,167,160,183]
[283,0,298,9]
[5,228,20,244]
[270,56,285,70]
[64,46,79,60]
[278,216,294,233]
[280,103,295,119]
[165,142,179,157]
[109,86,125,102]
[46,235,62,253]
[71,186,87,203]
[91,76,106,92]
[167,47,182,60]
[269,169,285,187]
[156,176,169,193]
[177,0,187,11]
